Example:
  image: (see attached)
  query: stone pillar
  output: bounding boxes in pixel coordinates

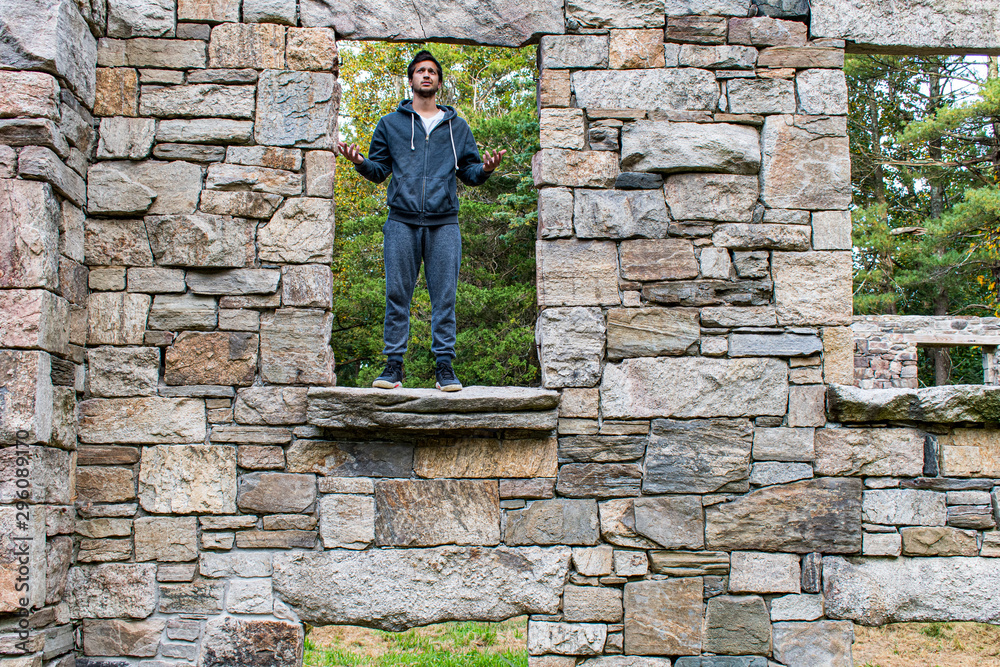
[0,0,97,664]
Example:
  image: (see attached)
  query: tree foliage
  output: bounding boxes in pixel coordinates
[332,42,540,388]
[848,54,999,384]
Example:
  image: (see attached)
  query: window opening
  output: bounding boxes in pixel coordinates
[332,42,540,388]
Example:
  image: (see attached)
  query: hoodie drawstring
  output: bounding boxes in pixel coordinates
[410,114,415,151]
[448,120,458,171]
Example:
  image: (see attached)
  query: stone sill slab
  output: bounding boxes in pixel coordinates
[307,386,560,433]
[828,384,1000,423]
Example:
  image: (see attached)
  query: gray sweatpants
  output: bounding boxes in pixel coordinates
[382,219,461,360]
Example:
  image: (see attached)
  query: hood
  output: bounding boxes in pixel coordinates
[396,99,459,121]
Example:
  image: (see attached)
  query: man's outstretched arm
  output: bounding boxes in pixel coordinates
[337,121,392,183]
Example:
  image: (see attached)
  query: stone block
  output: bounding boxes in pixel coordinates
[536,307,605,388]
[500,478,556,500]
[187,269,281,295]
[811,210,851,251]
[559,436,646,463]
[505,499,600,546]
[96,116,155,159]
[318,494,374,550]
[644,418,752,494]
[533,149,620,188]
[609,29,666,69]
[80,396,205,445]
[727,78,795,114]
[208,23,284,68]
[286,27,337,71]
[256,70,337,148]
[226,577,273,614]
[156,118,255,145]
[87,292,151,345]
[539,69,571,108]
[199,552,272,578]
[567,0,664,28]
[706,478,862,553]
[750,461,813,486]
[564,585,623,622]
[938,429,1000,477]
[148,293,217,330]
[94,67,138,116]
[0,71,60,120]
[753,427,814,462]
[620,121,759,174]
[606,307,698,360]
[374,479,499,547]
[138,444,236,514]
[814,428,924,476]
[863,532,902,557]
[666,15,727,43]
[155,143,227,161]
[536,240,620,306]
[573,546,614,576]
[17,145,84,206]
[787,384,826,427]
[75,466,136,503]
[87,346,158,397]
[557,463,643,498]
[773,251,852,325]
[762,115,850,210]
[770,593,824,622]
[159,580,225,613]
[0,179,60,290]
[207,164,302,197]
[901,526,978,556]
[539,108,585,150]
[758,46,844,68]
[140,83,255,119]
[81,618,166,657]
[680,44,757,69]
[238,472,316,514]
[624,578,702,655]
[602,357,788,419]
[286,439,413,477]
[664,173,758,223]
[574,189,669,239]
[134,517,198,562]
[713,223,811,250]
[540,35,608,69]
[704,595,772,656]
[66,563,157,619]
[126,267,185,294]
[0,289,69,354]
[537,187,573,239]
[772,621,853,667]
[619,239,698,281]
[729,16,806,45]
[259,308,335,385]
[528,621,606,656]
[165,331,258,386]
[415,437,557,478]
[0,506,47,610]
[177,0,241,22]
[573,69,716,111]
[97,160,203,215]
[797,68,848,116]
[729,551,800,593]
[632,495,704,549]
[87,164,156,215]
[107,0,174,38]
[862,489,946,526]
[199,616,301,667]
[274,546,569,630]
[259,198,334,263]
[234,387,308,425]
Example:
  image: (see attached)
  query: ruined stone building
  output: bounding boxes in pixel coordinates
[1,0,999,665]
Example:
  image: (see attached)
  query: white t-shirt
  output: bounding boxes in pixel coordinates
[419,110,445,137]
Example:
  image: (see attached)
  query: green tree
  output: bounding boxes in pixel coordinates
[331,42,540,388]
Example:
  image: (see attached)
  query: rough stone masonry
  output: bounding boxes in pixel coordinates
[1,0,1000,666]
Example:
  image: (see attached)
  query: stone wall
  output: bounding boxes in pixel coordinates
[852,315,1000,389]
[2,0,1000,666]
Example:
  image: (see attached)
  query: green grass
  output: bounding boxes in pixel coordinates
[304,619,528,667]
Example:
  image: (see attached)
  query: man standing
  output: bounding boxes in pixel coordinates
[338,50,505,391]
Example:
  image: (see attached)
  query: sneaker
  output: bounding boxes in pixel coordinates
[372,360,404,389]
[435,360,463,392]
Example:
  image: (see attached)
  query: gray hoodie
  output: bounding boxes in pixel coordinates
[354,99,492,226]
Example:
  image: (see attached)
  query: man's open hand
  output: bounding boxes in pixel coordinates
[337,141,365,165]
[483,149,507,173]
